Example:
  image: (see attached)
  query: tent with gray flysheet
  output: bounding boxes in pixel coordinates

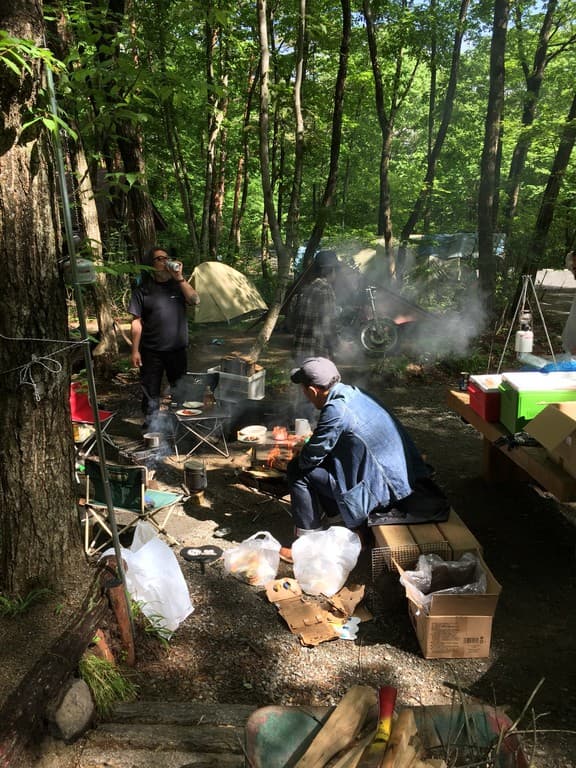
[190,261,268,323]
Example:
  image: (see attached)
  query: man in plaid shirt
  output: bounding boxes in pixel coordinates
[292,249,341,363]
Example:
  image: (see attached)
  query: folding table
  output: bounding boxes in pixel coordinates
[174,408,231,459]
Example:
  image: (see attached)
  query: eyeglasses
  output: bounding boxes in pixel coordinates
[152,254,168,261]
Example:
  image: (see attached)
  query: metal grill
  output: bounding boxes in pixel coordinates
[118,442,161,465]
[371,541,451,579]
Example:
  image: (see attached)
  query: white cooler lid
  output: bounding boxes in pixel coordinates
[501,371,576,391]
[469,374,502,392]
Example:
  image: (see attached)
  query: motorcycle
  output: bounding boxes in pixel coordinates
[339,285,399,357]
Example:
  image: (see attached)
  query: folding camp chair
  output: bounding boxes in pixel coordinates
[70,382,116,458]
[80,459,183,556]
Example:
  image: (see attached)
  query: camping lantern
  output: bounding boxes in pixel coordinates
[63,258,97,285]
[515,310,533,354]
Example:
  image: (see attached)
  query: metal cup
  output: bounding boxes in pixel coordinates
[167,259,181,272]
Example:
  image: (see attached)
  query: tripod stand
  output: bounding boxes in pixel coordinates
[496,274,557,373]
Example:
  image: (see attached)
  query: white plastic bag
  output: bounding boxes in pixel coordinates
[292,527,361,596]
[223,530,281,586]
[102,521,193,637]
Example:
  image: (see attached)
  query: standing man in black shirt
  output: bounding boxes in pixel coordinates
[128,246,200,429]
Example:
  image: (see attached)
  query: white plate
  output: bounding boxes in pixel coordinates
[183,401,203,409]
[177,408,202,417]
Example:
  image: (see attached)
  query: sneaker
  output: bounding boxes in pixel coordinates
[279,547,293,564]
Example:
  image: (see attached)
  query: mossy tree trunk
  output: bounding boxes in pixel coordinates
[0,0,85,594]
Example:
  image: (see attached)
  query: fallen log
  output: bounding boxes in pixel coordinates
[0,560,124,767]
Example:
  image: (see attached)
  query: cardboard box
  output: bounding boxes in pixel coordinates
[408,605,494,659]
[499,371,576,433]
[371,509,481,576]
[525,401,576,479]
[467,374,502,422]
[400,556,502,659]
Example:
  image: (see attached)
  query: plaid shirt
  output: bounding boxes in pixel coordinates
[292,277,338,362]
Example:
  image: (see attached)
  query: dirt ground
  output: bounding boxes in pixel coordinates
[2,312,576,767]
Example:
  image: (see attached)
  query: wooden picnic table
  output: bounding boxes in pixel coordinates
[447,388,576,502]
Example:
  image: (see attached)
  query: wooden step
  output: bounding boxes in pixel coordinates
[75,702,258,768]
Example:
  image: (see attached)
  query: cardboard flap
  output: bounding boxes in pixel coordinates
[525,402,576,451]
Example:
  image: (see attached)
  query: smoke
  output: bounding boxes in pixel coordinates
[332,240,489,363]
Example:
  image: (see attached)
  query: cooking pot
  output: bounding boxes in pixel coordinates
[143,432,163,449]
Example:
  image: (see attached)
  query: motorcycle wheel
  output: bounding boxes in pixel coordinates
[360,318,398,356]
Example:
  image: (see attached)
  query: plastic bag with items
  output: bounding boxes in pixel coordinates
[293,527,362,597]
[102,521,194,638]
[223,531,281,586]
[399,552,487,615]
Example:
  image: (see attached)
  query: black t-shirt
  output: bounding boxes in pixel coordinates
[128,279,188,351]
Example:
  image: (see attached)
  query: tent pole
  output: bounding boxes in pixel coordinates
[46,64,133,631]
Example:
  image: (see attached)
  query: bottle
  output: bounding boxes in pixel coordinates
[203,385,215,410]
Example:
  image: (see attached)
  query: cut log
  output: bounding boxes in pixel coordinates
[0,561,121,768]
[295,686,377,768]
[381,709,420,768]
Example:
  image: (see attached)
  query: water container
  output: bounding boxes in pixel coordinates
[184,459,207,491]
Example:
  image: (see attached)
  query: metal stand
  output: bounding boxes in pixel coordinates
[497,274,557,373]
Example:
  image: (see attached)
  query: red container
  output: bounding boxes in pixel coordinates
[467,374,502,422]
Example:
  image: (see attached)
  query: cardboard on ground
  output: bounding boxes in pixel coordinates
[265,578,367,646]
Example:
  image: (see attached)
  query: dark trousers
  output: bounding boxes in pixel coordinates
[140,346,187,420]
[288,463,341,530]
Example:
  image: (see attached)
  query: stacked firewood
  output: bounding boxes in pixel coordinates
[292,686,447,768]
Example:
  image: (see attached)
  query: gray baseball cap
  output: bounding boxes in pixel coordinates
[290,357,341,387]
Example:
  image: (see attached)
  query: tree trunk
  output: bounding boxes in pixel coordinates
[0,0,85,594]
[362,0,420,267]
[501,0,558,242]
[304,0,351,263]
[285,0,307,256]
[72,137,120,375]
[163,96,201,261]
[0,562,121,767]
[399,0,470,244]
[117,121,157,262]
[530,90,576,271]
[250,0,294,360]
[228,67,258,259]
[477,0,509,316]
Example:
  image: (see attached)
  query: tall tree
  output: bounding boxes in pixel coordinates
[303,0,351,266]
[399,0,470,245]
[477,0,509,314]
[502,0,558,240]
[0,3,86,592]
[530,89,576,269]
[362,0,421,254]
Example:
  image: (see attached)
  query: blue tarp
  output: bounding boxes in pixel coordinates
[409,232,505,261]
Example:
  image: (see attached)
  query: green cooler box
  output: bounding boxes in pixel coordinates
[499,371,576,433]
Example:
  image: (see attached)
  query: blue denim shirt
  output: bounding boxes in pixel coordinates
[292,382,425,527]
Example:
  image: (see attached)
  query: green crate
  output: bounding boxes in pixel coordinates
[499,382,576,433]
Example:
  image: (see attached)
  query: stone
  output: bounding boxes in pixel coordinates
[47,677,94,742]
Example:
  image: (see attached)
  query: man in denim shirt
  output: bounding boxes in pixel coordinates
[281,358,441,559]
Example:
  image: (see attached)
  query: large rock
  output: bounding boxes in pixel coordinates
[47,677,94,742]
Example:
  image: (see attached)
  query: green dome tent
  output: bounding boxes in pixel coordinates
[190,261,268,324]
